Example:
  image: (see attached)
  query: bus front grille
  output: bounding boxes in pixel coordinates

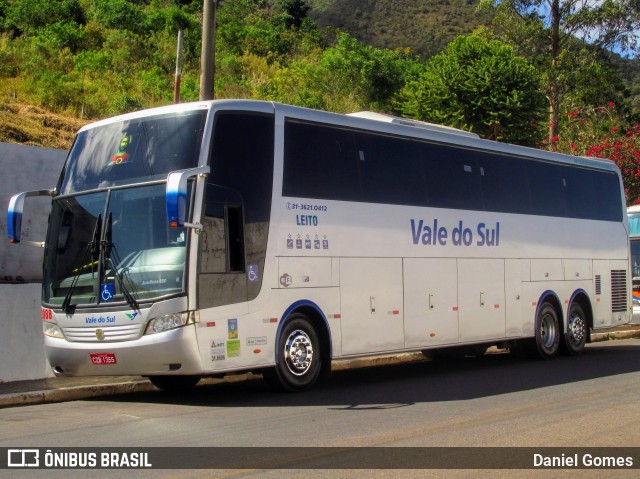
[62,324,143,342]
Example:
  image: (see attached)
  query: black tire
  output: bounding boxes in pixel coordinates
[560,303,588,356]
[523,302,560,359]
[265,313,322,392]
[147,375,201,392]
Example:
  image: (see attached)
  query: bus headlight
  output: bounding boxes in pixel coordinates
[43,321,65,339]
[145,312,194,335]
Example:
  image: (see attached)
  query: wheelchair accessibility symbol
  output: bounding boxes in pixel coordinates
[248,265,259,282]
[101,283,115,302]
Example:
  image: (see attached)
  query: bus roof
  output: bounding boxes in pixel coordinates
[75,99,622,177]
[347,111,480,138]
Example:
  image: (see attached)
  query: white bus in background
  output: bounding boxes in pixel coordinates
[8,100,632,392]
[627,205,640,323]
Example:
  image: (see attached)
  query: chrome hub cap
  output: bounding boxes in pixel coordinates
[284,330,314,376]
[568,315,586,344]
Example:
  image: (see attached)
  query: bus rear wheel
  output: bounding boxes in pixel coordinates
[265,313,322,392]
[560,303,587,355]
[523,302,560,359]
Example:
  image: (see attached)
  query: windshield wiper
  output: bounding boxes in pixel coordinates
[62,214,102,312]
[103,213,140,311]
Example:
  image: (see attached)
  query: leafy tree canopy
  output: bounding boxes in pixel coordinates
[480,0,640,56]
[3,0,85,35]
[478,0,640,140]
[397,35,547,145]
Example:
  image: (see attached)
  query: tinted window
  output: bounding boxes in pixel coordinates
[60,110,207,194]
[356,132,427,206]
[563,167,597,219]
[479,153,531,214]
[425,147,483,211]
[283,118,623,222]
[209,112,275,222]
[283,121,360,202]
[199,112,274,309]
[527,162,567,217]
[594,172,624,222]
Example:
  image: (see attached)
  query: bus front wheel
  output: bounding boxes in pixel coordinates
[265,313,322,392]
[523,302,560,359]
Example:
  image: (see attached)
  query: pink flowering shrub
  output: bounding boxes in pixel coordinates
[542,103,640,204]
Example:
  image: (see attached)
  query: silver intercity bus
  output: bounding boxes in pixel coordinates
[8,100,632,391]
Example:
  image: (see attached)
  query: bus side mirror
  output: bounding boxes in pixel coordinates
[8,189,54,245]
[166,166,210,228]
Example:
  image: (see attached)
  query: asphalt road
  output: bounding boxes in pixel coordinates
[1,339,639,479]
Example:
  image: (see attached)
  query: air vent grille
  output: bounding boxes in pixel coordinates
[611,270,628,313]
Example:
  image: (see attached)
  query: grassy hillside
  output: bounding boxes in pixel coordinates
[0,97,86,149]
[306,0,638,108]
[306,0,489,58]
[0,0,636,149]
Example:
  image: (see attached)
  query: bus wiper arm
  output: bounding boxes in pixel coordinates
[62,214,102,312]
[103,214,140,311]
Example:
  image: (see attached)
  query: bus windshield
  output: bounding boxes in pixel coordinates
[42,109,207,307]
[59,110,207,195]
[43,184,190,307]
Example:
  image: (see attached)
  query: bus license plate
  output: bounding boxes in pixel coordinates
[90,353,117,365]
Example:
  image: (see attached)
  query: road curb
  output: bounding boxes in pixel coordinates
[591,329,640,342]
[0,380,156,408]
[1,329,639,408]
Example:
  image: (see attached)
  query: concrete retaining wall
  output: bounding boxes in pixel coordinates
[1,142,67,382]
[1,142,67,281]
[0,283,51,381]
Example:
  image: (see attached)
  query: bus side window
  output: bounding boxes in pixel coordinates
[201,184,245,274]
[199,188,249,308]
[201,203,227,274]
[226,206,244,272]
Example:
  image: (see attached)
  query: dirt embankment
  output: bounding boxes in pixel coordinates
[0,99,88,150]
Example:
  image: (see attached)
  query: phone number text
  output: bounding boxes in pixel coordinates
[286,202,327,212]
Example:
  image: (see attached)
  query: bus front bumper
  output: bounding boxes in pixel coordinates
[45,324,203,377]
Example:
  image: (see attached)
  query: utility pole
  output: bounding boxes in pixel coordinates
[174,29,184,104]
[199,0,216,101]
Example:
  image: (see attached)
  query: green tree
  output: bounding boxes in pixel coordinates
[479,0,640,142]
[397,35,546,145]
[216,0,321,65]
[89,0,146,34]
[3,0,85,36]
[260,33,419,113]
[277,0,310,29]
[34,20,84,53]
[320,33,419,111]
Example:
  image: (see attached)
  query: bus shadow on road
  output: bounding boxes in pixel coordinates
[97,340,640,408]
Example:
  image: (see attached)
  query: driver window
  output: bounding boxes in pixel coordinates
[199,184,248,308]
[200,203,227,273]
[200,201,245,274]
